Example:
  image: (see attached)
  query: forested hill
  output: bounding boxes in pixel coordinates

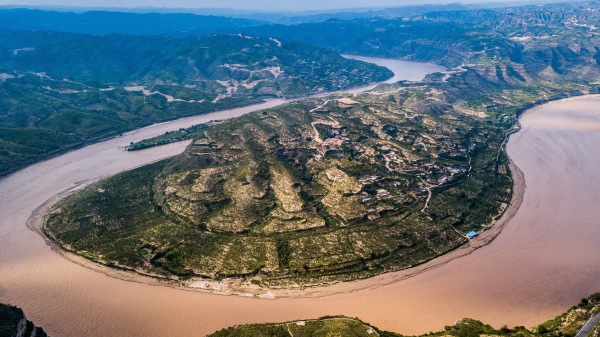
[0,30,391,177]
[0,30,391,87]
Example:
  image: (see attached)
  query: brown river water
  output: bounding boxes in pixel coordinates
[1,59,599,336]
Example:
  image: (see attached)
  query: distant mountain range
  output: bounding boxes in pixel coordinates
[0,1,587,25]
[245,0,600,72]
[0,9,263,36]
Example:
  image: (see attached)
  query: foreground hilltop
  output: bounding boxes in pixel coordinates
[0,304,47,337]
[209,294,600,337]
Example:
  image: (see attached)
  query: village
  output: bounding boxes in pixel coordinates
[302,95,474,223]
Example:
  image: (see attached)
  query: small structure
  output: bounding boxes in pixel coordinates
[448,166,462,174]
[376,189,389,197]
[466,231,478,239]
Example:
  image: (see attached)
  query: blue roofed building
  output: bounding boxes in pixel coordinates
[466,231,478,238]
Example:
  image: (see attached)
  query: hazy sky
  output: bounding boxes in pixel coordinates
[0,0,533,12]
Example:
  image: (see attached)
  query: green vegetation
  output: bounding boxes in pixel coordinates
[0,30,391,176]
[0,304,48,337]
[35,0,600,289]
[45,82,516,286]
[126,124,211,151]
[44,0,600,284]
[208,294,600,337]
[210,317,386,337]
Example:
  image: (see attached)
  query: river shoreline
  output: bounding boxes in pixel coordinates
[29,94,599,300]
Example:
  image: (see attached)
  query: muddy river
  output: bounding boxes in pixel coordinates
[1,60,599,337]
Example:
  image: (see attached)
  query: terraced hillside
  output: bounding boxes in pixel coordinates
[209,293,600,337]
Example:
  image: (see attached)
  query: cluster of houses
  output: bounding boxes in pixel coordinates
[358,188,390,203]
[383,150,402,165]
[320,125,353,153]
[358,175,379,184]
[356,172,396,204]
[437,165,465,184]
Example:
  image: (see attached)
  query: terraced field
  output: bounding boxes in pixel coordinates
[45,87,513,287]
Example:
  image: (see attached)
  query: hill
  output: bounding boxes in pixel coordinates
[44,88,512,285]
[245,1,600,73]
[0,30,391,88]
[0,31,391,176]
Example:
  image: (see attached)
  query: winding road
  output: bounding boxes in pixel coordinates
[1,59,600,337]
[577,313,600,337]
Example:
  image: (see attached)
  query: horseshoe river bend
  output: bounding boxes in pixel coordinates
[1,57,599,336]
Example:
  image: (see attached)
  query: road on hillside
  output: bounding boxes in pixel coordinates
[577,313,600,337]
